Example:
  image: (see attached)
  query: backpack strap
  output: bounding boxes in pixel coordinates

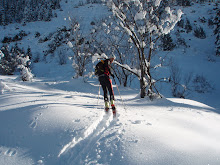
[100,60,104,64]
[99,60,105,77]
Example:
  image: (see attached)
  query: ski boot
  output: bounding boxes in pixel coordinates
[104,101,110,113]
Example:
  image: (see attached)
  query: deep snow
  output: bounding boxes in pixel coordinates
[1,1,220,165]
[0,75,220,165]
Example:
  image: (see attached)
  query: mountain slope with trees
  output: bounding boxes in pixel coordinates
[0,0,219,102]
[0,0,220,165]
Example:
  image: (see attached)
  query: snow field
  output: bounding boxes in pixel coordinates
[1,75,220,165]
[0,1,220,165]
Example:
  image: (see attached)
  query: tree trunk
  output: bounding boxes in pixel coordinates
[146,65,153,98]
[140,77,146,98]
[140,60,146,98]
[146,43,154,99]
[140,46,146,98]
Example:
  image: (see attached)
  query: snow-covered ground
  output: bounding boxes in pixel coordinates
[0,75,220,165]
[1,1,220,165]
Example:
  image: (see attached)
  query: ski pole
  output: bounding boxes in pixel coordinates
[97,84,101,105]
[112,77,126,111]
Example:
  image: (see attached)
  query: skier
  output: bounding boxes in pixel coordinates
[95,55,116,116]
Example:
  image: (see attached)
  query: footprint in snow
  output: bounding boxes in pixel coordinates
[5,149,17,156]
[31,121,37,128]
[168,108,174,111]
[29,120,37,128]
[130,120,152,126]
[74,119,80,122]
[130,120,142,124]
[146,122,152,126]
[29,113,42,128]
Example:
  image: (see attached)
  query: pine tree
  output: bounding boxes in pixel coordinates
[27,46,32,60]
[0,44,33,78]
[0,0,61,25]
[185,18,192,33]
[0,4,5,25]
[214,7,220,56]
[0,45,17,75]
[177,0,191,6]
[194,26,206,39]
[161,34,176,51]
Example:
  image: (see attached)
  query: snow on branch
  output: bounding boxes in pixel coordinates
[109,0,183,44]
[159,7,183,35]
[113,61,140,78]
[154,0,162,7]
[92,53,108,63]
[134,11,146,21]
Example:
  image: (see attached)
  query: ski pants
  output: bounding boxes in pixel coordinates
[99,75,114,101]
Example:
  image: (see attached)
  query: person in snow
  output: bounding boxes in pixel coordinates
[96,54,116,115]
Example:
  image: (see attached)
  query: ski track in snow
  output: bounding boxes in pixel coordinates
[1,1,220,164]
[0,77,125,164]
[58,111,119,164]
[1,74,220,165]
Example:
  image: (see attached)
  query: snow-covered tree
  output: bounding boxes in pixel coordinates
[0,50,4,60]
[0,44,33,81]
[17,55,33,81]
[90,18,137,87]
[106,0,182,99]
[0,45,17,75]
[68,19,92,78]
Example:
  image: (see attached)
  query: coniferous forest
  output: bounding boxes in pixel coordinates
[0,0,61,25]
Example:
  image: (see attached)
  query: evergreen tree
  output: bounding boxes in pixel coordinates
[0,44,33,79]
[27,46,32,60]
[177,19,185,28]
[194,26,206,39]
[0,0,61,25]
[214,7,220,56]
[161,34,176,51]
[185,18,192,33]
[0,45,17,75]
[176,0,191,6]
[23,2,32,23]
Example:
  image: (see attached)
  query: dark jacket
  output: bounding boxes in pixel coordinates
[103,59,113,77]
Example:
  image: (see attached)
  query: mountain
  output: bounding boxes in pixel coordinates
[0,1,220,165]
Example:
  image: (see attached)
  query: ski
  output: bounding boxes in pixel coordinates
[105,107,109,113]
[112,106,116,118]
[104,106,116,117]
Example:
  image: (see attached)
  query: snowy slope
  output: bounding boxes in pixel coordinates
[156,2,220,109]
[1,1,220,165]
[0,75,220,165]
[0,0,110,53]
[1,1,219,107]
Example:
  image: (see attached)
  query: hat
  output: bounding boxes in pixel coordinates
[109,54,116,60]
